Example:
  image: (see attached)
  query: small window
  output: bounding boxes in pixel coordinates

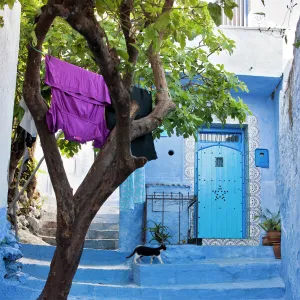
[215,157,224,167]
[199,133,240,143]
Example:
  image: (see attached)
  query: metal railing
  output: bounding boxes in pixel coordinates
[145,192,197,245]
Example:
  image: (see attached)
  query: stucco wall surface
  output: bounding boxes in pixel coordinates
[0,3,22,286]
[0,3,21,210]
[277,19,300,300]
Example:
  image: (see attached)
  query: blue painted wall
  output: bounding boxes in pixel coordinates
[241,93,278,213]
[145,75,281,243]
[234,75,281,214]
[275,28,300,299]
[145,135,185,184]
[0,207,7,242]
[145,184,191,245]
[119,168,146,252]
[0,207,7,281]
[119,203,145,252]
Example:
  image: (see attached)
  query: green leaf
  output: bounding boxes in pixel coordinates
[95,0,105,16]
[129,43,141,52]
[224,6,234,20]
[208,3,222,26]
[294,39,300,48]
[178,33,186,49]
[7,0,15,9]
[152,34,161,54]
[116,48,129,61]
[30,30,37,46]
[225,0,238,9]
[154,11,171,31]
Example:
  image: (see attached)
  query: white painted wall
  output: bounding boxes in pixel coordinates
[249,0,300,29]
[188,0,299,77]
[210,27,283,77]
[0,4,21,208]
[36,142,119,215]
[249,0,300,67]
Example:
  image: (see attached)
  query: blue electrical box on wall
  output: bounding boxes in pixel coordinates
[255,149,269,168]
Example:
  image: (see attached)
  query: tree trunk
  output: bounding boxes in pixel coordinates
[37,243,84,300]
[22,2,176,300]
[8,126,25,187]
[25,142,37,199]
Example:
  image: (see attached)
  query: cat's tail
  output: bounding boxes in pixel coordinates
[126,249,136,259]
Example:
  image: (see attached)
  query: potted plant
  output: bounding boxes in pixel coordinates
[255,209,281,259]
[145,221,173,244]
[272,223,281,259]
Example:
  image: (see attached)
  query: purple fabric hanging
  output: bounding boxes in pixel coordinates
[45,55,111,147]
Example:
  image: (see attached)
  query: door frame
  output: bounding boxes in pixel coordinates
[195,127,247,239]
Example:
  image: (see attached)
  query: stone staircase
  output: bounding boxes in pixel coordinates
[38,197,120,250]
[2,244,286,300]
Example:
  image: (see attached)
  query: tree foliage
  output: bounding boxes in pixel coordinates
[94,0,250,139]
[8,0,249,156]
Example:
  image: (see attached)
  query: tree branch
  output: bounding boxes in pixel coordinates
[72,0,176,213]
[23,4,74,241]
[73,101,142,215]
[120,0,139,89]
[66,8,143,175]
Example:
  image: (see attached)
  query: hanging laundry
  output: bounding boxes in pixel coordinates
[19,98,37,138]
[105,87,157,161]
[45,55,111,148]
[25,133,36,148]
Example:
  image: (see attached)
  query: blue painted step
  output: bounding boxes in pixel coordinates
[39,236,119,249]
[16,244,285,300]
[162,245,276,262]
[20,244,129,265]
[20,257,131,284]
[133,258,281,285]
[6,277,285,300]
[21,244,274,263]
[86,229,119,239]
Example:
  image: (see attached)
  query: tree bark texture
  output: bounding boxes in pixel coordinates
[8,125,25,188]
[23,1,176,299]
[25,142,38,199]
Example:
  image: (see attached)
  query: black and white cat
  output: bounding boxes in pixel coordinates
[126,245,167,264]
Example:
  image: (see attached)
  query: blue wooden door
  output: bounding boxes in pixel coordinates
[197,133,244,238]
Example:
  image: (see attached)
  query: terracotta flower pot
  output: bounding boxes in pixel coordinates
[262,235,271,246]
[267,231,281,245]
[273,242,281,259]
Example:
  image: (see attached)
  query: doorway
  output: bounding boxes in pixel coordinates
[196,128,246,239]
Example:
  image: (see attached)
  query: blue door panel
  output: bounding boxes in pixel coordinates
[197,144,243,239]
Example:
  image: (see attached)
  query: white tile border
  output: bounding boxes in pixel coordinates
[185,116,261,246]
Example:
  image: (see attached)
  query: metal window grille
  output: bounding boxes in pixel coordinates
[145,192,197,245]
[199,133,240,143]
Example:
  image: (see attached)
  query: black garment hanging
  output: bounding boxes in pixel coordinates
[25,133,36,148]
[105,87,157,161]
